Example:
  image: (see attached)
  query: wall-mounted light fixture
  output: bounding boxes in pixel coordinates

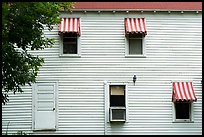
[133,75,137,86]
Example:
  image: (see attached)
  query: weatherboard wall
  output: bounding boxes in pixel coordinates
[2,12,202,135]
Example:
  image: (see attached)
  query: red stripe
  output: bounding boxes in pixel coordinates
[67,18,70,32]
[133,18,137,32]
[69,18,71,32]
[127,18,131,33]
[77,18,79,32]
[64,18,66,33]
[190,82,197,101]
[128,18,131,32]
[77,18,80,34]
[127,18,130,32]
[174,83,179,101]
[142,18,146,33]
[72,18,75,32]
[68,18,71,32]
[173,82,179,101]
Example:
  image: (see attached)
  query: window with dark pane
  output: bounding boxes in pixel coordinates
[110,85,125,107]
[128,33,143,55]
[175,102,190,119]
[63,33,77,54]
[129,38,142,54]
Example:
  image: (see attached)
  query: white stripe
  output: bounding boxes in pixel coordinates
[175,82,182,100]
[183,82,190,100]
[74,18,77,32]
[70,18,73,32]
[135,18,140,32]
[143,18,146,32]
[188,82,195,100]
[60,18,64,32]
[65,18,68,32]
[127,18,131,32]
[178,82,186,100]
[140,18,145,32]
[131,18,136,32]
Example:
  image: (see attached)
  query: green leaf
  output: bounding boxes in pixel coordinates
[2,2,75,105]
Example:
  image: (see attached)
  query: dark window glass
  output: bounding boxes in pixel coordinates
[110,95,125,107]
[63,33,77,54]
[112,109,125,120]
[110,85,125,107]
[128,33,144,55]
[175,102,190,119]
[129,38,142,54]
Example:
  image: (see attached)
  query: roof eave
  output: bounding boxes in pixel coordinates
[69,9,202,12]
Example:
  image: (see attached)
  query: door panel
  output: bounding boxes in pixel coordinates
[33,82,57,130]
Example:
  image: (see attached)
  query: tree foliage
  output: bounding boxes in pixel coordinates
[2,2,75,105]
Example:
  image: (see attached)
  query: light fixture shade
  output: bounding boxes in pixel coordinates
[133,75,137,84]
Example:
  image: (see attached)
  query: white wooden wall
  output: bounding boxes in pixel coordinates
[2,11,202,135]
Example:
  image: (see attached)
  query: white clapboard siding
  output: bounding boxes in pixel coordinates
[2,12,202,135]
[2,86,33,135]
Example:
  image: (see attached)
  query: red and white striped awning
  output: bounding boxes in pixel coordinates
[172,82,197,102]
[58,18,80,35]
[125,18,147,35]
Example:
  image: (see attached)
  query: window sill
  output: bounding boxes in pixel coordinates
[173,120,194,123]
[59,54,81,58]
[110,120,126,122]
[125,55,146,58]
[33,129,56,131]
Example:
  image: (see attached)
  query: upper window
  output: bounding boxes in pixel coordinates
[173,101,193,122]
[175,101,191,120]
[124,18,147,57]
[172,82,197,122]
[63,33,78,54]
[58,18,81,57]
[128,33,144,55]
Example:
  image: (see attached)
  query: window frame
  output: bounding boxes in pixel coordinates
[125,34,146,58]
[59,33,81,58]
[104,82,128,123]
[172,101,194,123]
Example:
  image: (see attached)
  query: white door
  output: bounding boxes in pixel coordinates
[33,82,57,130]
